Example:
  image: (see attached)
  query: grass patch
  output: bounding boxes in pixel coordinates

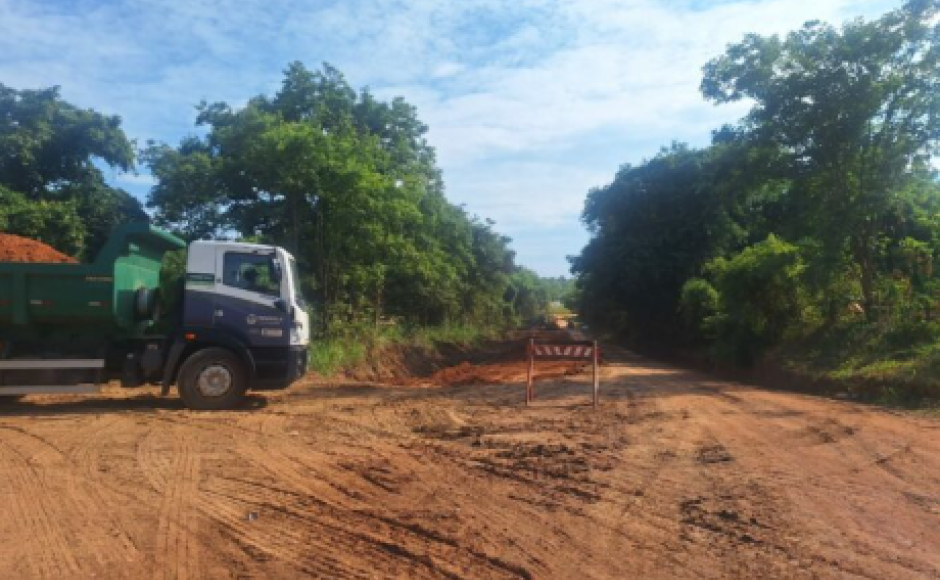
[308,338,369,376]
[307,323,501,376]
[775,320,940,406]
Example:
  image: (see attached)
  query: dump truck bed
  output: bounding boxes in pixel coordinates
[0,224,185,342]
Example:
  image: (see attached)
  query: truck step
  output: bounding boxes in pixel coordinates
[0,385,101,395]
[0,359,105,370]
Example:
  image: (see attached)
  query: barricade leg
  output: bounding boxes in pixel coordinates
[592,340,599,409]
[526,338,534,405]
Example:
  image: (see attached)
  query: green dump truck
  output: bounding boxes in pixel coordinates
[0,223,310,409]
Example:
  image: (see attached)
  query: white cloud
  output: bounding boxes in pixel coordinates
[447,161,611,228]
[0,0,899,275]
[431,62,465,79]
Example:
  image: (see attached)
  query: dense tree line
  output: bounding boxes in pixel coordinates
[143,62,550,333]
[572,0,940,364]
[0,65,554,334]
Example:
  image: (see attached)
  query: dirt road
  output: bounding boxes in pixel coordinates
[0,345,938,579]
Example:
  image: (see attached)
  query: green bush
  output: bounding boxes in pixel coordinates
[708,235,805,364]
[0,186,85,257]
[678,278,719,343]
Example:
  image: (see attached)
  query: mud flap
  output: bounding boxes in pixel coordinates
[160,339,187,396]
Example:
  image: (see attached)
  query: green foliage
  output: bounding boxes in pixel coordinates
[309,337,369,376]
[538,276,576,304]
[308,322,495,375]
[701,0,940,314]
[573,1,940,393]
[778,318,940,404]
[571,143,743,342]
[0,85,133,193]
[158,249,188,323]
[707,236,806,363]
[0,185,84,256]
[144,62,530,336]
[506,269,551,323]
[0,83,146,260]
[678,278,719,342]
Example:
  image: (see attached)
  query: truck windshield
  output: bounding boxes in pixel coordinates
[289,257,306,307]
[222,252,280,296]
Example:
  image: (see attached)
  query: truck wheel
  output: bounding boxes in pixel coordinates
[177,348,248,410]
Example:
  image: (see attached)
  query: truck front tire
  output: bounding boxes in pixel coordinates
[177,348,248,410]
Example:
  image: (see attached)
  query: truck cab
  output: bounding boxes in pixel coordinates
[163,241,310,408]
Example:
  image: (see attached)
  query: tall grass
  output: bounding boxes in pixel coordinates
[307,323,501,376]
[776,319,940,406]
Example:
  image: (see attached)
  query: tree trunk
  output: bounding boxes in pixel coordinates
[853,232,877,322]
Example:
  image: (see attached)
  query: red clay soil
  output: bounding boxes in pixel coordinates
[2,347,939,578]
[425,359,586,386]
[0,233,77,263]
[1,334,940,579]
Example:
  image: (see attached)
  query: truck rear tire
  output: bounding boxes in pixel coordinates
[177,348,248,410]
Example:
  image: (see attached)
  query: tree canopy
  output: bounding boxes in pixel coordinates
[0,83,146,259]
[144,62,548,333]
[572,0,940,362]
[0,65,557,336]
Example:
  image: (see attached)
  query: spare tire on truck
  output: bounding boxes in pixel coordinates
[134,287,161,320]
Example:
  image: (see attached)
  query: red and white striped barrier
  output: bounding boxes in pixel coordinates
[525,339,601,408]
[531,344,594,358]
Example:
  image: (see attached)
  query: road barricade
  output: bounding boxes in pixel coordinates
[525,338,601,408]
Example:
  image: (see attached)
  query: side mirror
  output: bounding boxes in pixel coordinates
[273,298,288,312]
[271,259,283,282]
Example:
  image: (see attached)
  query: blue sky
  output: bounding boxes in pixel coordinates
[0,0,900,275]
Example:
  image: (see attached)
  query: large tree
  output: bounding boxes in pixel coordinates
[0,84,147,259]
[145,62,524,333]
[570,143,744,341]
[701,0,940,315]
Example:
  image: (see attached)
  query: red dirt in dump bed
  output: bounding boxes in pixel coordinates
[0,233,78,263]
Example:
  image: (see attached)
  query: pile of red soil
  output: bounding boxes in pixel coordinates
[0,233,78,263]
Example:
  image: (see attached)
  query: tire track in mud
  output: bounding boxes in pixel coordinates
[230,402,534,578]
[147,431,202,580]
[200,474,529,580]
[136,405,533,578]
[685,381,914,486]
[673,377,939,579]
[65,416,144,570]
[712,386,929,490]
[0,418,146,577]
[679,427,804,579]
[597,378,723,575]
[594,361,912,578]
[2,344,939,579]
[0,435,80,578]
[201,481,364,579]
[138,426,172,494]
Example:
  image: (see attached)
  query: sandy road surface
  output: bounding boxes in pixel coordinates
[0,346,938,579]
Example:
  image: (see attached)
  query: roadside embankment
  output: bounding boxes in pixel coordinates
[310,328,589,387]
[625,334,940,411]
